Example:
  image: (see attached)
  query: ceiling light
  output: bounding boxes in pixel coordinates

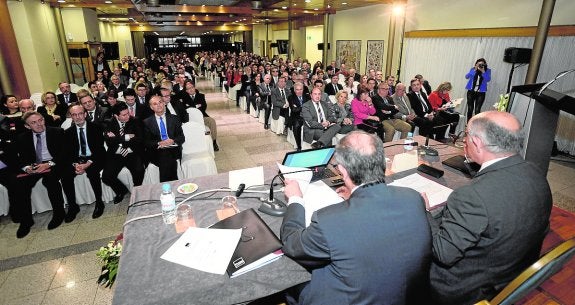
[342,2,347,5]
[104,0,112,3]
[314,8,318,10]
[282,6,287,9]
[305,0,311,2]
[178,13,181,16]
[57,0,65,3]
[273,9,278,11]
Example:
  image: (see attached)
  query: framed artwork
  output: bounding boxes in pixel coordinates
[366,40,384,74]
[336,40,361,71]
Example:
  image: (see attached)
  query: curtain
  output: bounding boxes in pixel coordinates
[401,36,575,155]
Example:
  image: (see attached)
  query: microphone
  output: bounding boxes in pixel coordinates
[259,169,313,217]
[383,141,419,148]
[235,183,246,197]
[420,123,456,156]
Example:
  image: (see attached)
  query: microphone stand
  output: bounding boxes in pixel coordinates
[259,168,314,217]
[419,122,455,156]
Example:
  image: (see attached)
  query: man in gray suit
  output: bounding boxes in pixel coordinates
[259,74,273,129]
[281,131,432,305]
[429,111,552,305]
[270,76,290,122]
[301,87,340,148]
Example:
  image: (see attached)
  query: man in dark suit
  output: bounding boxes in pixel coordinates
[14,112,68,238]
[77,89,108,128]
[124,88,152,122]
[258,74,274,129]
[160,87,189,124]
[288,82,308,151]
[108,75,127,92]
[179,81,219,151]
[324,74,343,96]
[143,95,185,182]
[135,83,151,106]
[406,78,447,140]
[271,76,291,123]
[301,87,340,148]
[372,83,411,142]
[62,104,107,220]
[57,82,78,106]
[429,111,552,305]
[102,102,145,203]
[281,131,432,305]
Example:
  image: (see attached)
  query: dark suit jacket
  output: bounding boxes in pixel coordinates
[57,93,78,105]
[271,86,291,120]
[165,99,189,123]
[178,90,209,117]
[301,100,338,143]
[407,91,433,118]
[103,117,144,156]
[16,126,66,173]
[287,94,308,127]
[37,104,68,127]
[64,121,106,168]
[429,155,552,304]
[281,183,432,305]
[142,113,185,161]
[324,83,343,96]
[372,94,398,121]
[128,102,153,122]
[86,105,109,128]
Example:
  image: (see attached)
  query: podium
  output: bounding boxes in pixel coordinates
[508,83,575,173]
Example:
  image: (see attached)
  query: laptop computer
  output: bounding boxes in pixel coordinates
[281,146,344,187]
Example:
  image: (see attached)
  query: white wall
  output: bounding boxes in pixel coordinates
[99,22,134,58]
[406,0,575,31]
[305,26,323,64]
[8,0,67,93]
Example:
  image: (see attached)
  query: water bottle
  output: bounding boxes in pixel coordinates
[160,183,176,224]
[404,132,414,152]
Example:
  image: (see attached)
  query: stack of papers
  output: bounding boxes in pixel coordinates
[389,173,453,210]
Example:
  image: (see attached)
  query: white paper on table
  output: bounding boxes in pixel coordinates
[228,166,264,190]
[391,152,419,173]
[389,173,453,210]
[160,227,242,275]
[303,180,344,226]
[277,163,313,194]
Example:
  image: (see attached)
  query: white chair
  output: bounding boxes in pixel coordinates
[328,95,337,104]
[30,93,43,107]
[187,107,205,125]
[301,131,313,150]
[286,128,298,149]
[239,96,247,112]
[258,109,266,124]
[250,102,258,118]
[70,83,82,93]
[214,76,220,87]
[332,133,346,145]
[60,118,72,130]
[180,122,218,179]
[228,83,241,102]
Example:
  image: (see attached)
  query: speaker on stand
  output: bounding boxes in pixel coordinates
[504,47,532,93]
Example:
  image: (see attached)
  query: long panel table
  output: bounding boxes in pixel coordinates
[113,136,471,305]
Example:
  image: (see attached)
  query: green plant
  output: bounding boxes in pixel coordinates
[96,233,123,288]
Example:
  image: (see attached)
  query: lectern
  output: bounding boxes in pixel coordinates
[507,83,575,173]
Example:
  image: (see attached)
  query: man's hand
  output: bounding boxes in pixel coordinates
[158,138,175,148]
[106,131,116,138]
[74,162,91,175]
[335,185,351,200]
[321,121,331,128]
[407,113,416,121]
[284,179,303,199]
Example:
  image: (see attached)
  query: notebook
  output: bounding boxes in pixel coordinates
[281,146,343,187]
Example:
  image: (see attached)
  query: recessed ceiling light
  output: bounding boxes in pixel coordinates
[305,0,311,2]
[342,2,347,5]
[57,0,65,3]
[282,6,287,9]
[178,13,181,16]
[201,4,205,7]
[104,0,112,3]
[273,9,278,11]
[314,8,318,10]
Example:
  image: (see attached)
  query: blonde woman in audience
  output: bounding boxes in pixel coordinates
[344,75,358,101]
[37,91,67,127]
[333,90,355,134]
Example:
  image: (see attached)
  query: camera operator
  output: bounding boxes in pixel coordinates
[465,58,491,121]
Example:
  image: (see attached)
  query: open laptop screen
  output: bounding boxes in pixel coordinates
[282,146,335,168]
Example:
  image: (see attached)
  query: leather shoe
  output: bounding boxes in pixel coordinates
[48,214,64,230]
[311,142,324,149]
[65,205,80,223]
[264,124,270,129]
[113,192,127,204]
[213,141,220,152]
[17,221,34,239]
[92,203,105,219]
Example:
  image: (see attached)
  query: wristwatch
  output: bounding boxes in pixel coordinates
[48,161,55,167]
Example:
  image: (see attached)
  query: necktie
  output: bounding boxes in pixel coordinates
[401,97,411,115]
[79,127,87,156]
[298,96,302,106]
[140,97,145,104]
[65,95,69,104]
[280,89,285,101]
[129,106,135,117]
[119,122,129,157]
[159,117,168,141]
[334,84,338,93]
[119,122,125,137]
[417,92,428,112]
[191,95,195,101]
[35,134,43,163]
[88,111,94,122]
[316,104,324,122]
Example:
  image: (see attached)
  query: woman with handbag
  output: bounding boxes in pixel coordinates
[351,85,384,140]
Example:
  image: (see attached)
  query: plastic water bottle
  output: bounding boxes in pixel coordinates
[404,132,414,152]
[160,183,176,224]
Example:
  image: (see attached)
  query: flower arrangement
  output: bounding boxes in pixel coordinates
[96,233,123,288]
[493,93,510,112]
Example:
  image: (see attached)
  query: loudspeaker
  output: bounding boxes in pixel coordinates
[504,47,532,64]
[68,48,89,58]
[101,42,120,60]
[277,40,288,54]
[317,43,331,50]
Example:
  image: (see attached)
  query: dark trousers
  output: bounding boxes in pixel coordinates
[466,90,486,121]
[263,100,272,126]
[0,168,20,222]
[102,154,145,195]
[357,123,384,141]
[18,170,65,224]
[61,162,104,206]
[292,120,303,150]
[152,149,179,182]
